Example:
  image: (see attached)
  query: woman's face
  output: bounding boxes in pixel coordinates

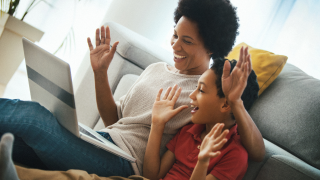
[171,16,211,75]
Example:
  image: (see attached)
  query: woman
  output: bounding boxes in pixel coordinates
[0,0,264,177]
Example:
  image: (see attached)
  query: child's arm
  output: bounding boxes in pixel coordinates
[222,46,265,162]
[190,123,229,180]
[143,85,189,180]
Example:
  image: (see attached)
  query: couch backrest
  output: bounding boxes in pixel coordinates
[249,63,320,170]
[75,21,173,129]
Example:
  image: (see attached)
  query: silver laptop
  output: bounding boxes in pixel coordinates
[22,37,136,163]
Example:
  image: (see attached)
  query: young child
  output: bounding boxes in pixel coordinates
[143,47,259,180]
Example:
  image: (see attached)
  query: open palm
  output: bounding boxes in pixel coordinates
[198,123,229,162]
[87,26,119,72]
[152,85,188,125]
[222,46,252,102]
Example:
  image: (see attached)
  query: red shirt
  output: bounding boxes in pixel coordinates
[163,124,248,180]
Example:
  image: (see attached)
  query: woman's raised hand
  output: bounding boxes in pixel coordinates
[222,46,252,103]
[87,26,119,73]
[152,85,189,126]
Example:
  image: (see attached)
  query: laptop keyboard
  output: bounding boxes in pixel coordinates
[78,125,103,143]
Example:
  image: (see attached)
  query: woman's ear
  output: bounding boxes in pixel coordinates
[221,99,231,112]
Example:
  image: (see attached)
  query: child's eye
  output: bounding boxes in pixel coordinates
[195,86,204,93]
[173,34,178,38]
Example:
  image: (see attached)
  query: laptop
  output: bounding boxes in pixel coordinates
[22,37,136,163]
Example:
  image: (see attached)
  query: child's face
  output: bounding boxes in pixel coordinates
[189,69,226,124]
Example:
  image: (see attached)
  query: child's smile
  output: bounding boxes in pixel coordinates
[190,105,199,114]
[189,69,226,125]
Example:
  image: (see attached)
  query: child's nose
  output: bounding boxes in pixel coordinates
[189,89,197,99]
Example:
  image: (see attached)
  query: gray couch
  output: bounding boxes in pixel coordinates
[74,22,320,180]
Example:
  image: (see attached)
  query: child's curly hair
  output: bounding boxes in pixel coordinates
[174,0,239,59]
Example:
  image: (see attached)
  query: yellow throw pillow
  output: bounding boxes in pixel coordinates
[226,42,288,95]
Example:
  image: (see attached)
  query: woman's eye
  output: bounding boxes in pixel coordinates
[183,40,191,44]
[173,34,178,38]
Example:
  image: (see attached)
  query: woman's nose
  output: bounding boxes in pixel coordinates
[171,39,181,51]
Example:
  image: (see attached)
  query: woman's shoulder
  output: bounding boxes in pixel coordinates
[146,62,167,70]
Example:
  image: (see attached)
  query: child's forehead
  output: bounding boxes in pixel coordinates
[198,69,217,87]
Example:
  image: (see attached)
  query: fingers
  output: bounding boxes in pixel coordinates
[168,85,178,100]
[156,88,163,101]
[95,28,100,47]
[101,26,105,44]
[174,105,189,114]
[162,87,172,100]
[172,87,182,102]
[95,26,111,47]
[110,41,119,56]
[209,123,222,137]
[237,46,244,68]
[209,151,221,158]
[222,60,231,79]
[213,137,228,151]
[213,123,225,139]
[248,54,252,73]
[162,85,180,101]
[105,26,111,45]
[87,37,93,51]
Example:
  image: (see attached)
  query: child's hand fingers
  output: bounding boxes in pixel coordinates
[222,60,231,79]
[168,84,178,100]
[248,54,252,73]
[209,151,221,158]
[172,87,182,103]
[162,87,172,100]
[214,129,229,142]
[156,88,163,101]
[213,123,225,139]
[174,105,189,114]
[237,46,244,68]
[208,123,221,137]
[213,138,228,150]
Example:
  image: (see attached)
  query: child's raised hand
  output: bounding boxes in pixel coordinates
[198,123,229,163]
[87,26,119,73]
[152,85,189,126]
[222,46,252,103]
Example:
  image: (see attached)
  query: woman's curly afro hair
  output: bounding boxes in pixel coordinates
[174,0,239,59]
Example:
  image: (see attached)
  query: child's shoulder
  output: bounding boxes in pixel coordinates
[226,128,248,160]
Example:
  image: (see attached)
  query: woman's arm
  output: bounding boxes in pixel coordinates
[222,46,265,162]
[143,85,188,179]
[87,26,119,127]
